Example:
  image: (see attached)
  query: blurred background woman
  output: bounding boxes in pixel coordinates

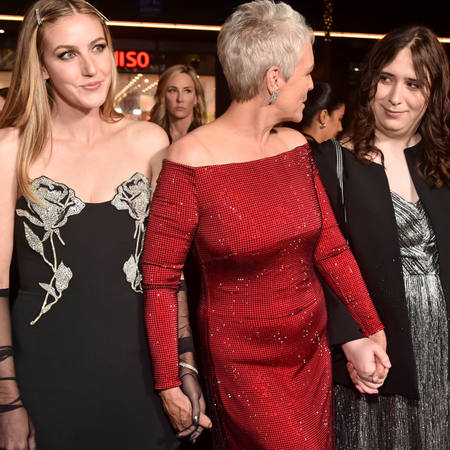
[141,1,389,449]
[295,81,346,145]
[0,87,8,112]
[313,25,450,449]
[0,1,180,448]
[150,64,206,143]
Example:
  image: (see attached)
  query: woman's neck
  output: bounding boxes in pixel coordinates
[51,103,106,144]
[169,114,193,142]
[374,129,422,155]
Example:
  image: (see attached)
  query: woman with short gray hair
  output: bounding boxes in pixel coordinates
[141,1,389,449]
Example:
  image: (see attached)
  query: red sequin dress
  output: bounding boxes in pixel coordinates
[142,144,383,450]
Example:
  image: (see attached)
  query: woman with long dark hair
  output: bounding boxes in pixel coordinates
[314,25,450,449]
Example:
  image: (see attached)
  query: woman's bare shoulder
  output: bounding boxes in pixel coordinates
[166,134,209,167]
[0,127,20,163]
[114,118,168,145]
[166,122,217,167]
[272,126,308,149]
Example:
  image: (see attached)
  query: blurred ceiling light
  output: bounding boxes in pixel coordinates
[2,14,447,42]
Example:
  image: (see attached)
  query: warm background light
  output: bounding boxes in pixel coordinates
[0,14,449,42]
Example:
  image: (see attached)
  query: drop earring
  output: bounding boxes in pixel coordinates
[269,91,279,104]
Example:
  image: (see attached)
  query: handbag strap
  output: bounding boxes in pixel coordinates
[331,139,348,234]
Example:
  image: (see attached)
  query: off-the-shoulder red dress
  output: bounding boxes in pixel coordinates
[142,144,383,450]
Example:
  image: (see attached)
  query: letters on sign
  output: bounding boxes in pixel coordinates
[114,51,151,69]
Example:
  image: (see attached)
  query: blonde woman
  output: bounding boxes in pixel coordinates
[0,1,185,448]
[150,64,206,143]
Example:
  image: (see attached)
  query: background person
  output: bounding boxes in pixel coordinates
[150,64,206,144]
[0,87,8,112]
[291,81,346,145]
[141,2,389,449]
[313,25,450,449]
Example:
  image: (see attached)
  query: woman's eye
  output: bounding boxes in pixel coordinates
[380,75,392,83]
[93,44,106,52]
[58,51,76,60]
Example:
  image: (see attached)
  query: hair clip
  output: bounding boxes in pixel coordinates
[85,1,109,22]
[36,8,44,27]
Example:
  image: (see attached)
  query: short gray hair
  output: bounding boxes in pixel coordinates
[218,0,314,102]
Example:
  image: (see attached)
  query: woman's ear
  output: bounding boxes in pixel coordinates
[265,66,281,95]
[42,64,50,81]
[319,109,329,125]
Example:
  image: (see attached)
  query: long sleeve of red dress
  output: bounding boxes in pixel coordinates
[310,154,384,337]
[142,162,198,390]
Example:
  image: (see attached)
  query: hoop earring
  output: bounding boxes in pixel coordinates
[269,91,279,104]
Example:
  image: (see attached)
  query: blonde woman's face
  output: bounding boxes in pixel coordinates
[41,13,112,111]
[164,73,197,122]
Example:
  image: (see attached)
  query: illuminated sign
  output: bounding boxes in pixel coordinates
[114,51,151,69]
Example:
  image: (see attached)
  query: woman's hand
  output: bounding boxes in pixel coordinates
[0,407,36,450]
[341,330,391,394]
[159,386,212,443]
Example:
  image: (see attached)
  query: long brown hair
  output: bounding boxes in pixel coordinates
[345,25,450,187]
[150,64,206,131]
[0,0,122,200]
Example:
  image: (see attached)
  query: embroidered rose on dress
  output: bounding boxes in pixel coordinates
[16,177,85,325]
[111,173,151,292]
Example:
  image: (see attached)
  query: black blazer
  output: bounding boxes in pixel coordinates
[313,139,450,400]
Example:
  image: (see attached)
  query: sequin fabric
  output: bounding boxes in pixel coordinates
[16,176,85,324]
[335,192,449,450]
[16,173,151,323]
[142,144,383,450]
[111,173,151,292]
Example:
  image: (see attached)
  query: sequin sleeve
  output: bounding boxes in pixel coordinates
[310,152,384,337]
[141,160,198,390]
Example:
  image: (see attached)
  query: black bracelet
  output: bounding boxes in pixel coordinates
[0,377,23,413]
[0,289,10,299]
[178,280,187,292]
[0,346,14,363]
[178,336,195,355]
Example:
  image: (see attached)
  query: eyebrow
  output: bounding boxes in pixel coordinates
[167,85,194,89]
[381,71,419,82]
[52,37,106,53]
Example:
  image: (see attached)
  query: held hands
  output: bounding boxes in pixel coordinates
[341,330,391,394]
[159,370,212,444]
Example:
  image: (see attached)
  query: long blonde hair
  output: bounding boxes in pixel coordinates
[0,0,122,200]
[150,64,206,131]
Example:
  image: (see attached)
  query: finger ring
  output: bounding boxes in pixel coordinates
[193,415,199,425]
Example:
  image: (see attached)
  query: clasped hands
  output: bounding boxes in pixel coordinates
[341,329,391,394]
[159,366,212,444]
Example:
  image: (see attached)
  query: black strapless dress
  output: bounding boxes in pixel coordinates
[11,174,178,450]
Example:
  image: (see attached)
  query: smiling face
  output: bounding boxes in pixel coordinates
[41,13,112,112]
[164,72,198,123]
[279,43,314,123]
[372,47,428,140]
